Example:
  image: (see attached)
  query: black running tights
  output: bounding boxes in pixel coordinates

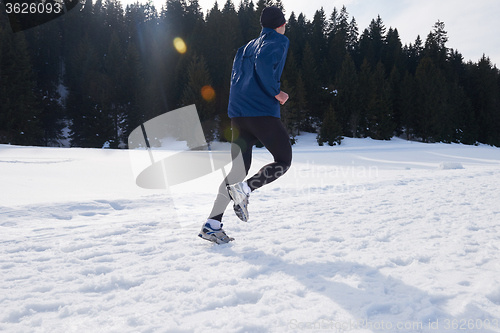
[208,116,292,221]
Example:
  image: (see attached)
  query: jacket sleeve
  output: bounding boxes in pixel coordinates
[254,39,289,98]
[230,46,245,86]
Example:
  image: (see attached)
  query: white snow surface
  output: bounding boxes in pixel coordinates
[1,133,500,333]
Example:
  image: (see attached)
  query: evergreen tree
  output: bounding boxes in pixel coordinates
[104,31,125,147]
[255,0,273,15]
[163,0,188,38]
[185,0,204,32]
[404,35,424,75]
[285,12,302,64]
[327,6,349,79]
[300,41,321,128]
[161,0,189,109]
[384,28,403,74]
[122,42,146,142]
[400,71,417,140]
[293,71,307,133]
[366,62,395,140]
[317,104,343,146]
[335,53,359,137]
[467,55,500,146]
[273,0,285,11]
[294,13,310,65]
[357,29,371,68]
[129,7,165,122]
[280,79,299,143]
[66,34,114,147]
[0,27,42,145]
[238,0,260,43]
[449,77,477,144]
[38,88,65,146]
[25,19,66,146]
[282,49,298,92]
[357,58,373,137]
[347,16,359,54]
[203,0,243,137]
[414,57,447,142]
[389,66,403,136]
[448,49,467,87]
[311,7,327,66]
[424,20,448,69]
[359,15,386,68]
[181,53,217,142]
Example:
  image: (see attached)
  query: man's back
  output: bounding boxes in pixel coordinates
[227,28,289,119]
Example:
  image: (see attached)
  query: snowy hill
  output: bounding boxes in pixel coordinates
[1,134,500,332]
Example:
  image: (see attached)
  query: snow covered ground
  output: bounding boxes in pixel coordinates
[1,133,500,333]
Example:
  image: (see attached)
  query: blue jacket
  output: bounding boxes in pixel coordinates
[227,28,290,118]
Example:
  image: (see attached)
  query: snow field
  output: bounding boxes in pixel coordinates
[1,134,500,332]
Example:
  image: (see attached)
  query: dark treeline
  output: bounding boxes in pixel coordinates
[1,0,499,148]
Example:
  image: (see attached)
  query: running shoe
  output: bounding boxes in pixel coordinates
[198,223,234,244]
[227,182,250,222]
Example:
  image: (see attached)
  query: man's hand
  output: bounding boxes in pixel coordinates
[275,91,289,105]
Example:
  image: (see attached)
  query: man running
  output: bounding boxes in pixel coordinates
[199,6,291,244]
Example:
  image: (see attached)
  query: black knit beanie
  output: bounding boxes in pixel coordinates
[260,6,286,29]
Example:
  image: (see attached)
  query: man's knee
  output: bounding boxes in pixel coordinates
[277,154,292,170]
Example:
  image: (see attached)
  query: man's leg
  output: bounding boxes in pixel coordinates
[206,116,291,223]
[244,117,292,191]
[208,119,257,222]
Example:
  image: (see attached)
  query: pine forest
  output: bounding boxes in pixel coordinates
[0,0,499,148]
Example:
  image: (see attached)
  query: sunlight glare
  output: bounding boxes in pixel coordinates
[173,37,187,54]
[201,85,216,102]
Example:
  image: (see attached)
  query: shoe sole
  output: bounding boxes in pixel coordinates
[198,229,234,244]
[227,186,249,222]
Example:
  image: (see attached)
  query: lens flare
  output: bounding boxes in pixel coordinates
[173,37,187,54]
[224,126,238,142]
[201,85,216,102]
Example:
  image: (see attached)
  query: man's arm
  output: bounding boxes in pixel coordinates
[254,40,289,99]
